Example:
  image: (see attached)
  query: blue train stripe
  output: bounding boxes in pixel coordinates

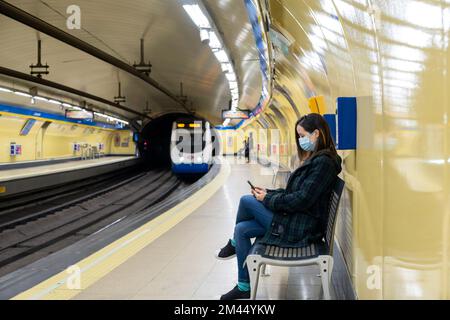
[172,163,210,174]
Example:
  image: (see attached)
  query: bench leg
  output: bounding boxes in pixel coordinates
[247,255,261,300]
[261,264,270,277]
[319,256,334,300]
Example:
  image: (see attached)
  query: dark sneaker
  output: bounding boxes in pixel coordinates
[215,239,236,260]
[220,285,250,300]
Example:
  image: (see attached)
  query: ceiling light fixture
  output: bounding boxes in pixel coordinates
[182,4,211,28]
[229,81,238,90]
[226,72,237,82]
[0,87,13,93]
[14,91,32,97]
[220,62,231,72]
[208,31,222,49]
[48,99,62,105]
[34,96,49,102]
[214,50,229,63]
[200,28,210,44]
[0,83,129,126]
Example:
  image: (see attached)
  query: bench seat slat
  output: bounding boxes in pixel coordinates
[249,178,345,262]
[249,241,328,261]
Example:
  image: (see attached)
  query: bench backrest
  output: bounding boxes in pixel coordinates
[289,154,299,170]
[325,177,345,254]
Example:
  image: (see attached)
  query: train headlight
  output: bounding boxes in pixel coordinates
[180,157,185,162]
[197,157,202,162]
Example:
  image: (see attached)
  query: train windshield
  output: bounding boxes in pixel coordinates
[174,122,207,152]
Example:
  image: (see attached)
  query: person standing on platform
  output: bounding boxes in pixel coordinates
[244,138,250,163]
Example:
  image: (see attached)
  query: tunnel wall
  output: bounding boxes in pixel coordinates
[234,0,450,300]
[140,113,197,168]
[0,112,135,163]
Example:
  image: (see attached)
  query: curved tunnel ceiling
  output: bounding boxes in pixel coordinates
[0,0,262,125]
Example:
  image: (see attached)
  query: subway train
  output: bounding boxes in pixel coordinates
[170,118,213,175]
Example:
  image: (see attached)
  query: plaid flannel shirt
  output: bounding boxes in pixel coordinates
[260,152,342,248]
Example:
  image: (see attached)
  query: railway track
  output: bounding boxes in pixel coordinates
[0,168,185,277]
[0,167,146,230]
[0,165,143,218]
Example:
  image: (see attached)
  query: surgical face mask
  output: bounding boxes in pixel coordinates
[299,134,316,152]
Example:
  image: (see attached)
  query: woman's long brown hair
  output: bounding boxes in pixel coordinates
[295,113,338,162]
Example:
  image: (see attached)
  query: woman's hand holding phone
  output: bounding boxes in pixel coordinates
[249,184,267,202]
[248,181,266,192]
[254,187,266,192]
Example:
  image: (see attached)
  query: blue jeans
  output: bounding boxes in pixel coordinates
[234,195,274,283]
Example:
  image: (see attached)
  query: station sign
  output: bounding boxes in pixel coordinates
[66,109,93,120]
[222,110,249,120]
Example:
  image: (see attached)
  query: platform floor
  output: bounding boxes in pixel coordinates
[0,156,137,182]
[72,158,334,300]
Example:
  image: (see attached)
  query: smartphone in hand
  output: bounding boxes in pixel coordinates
[247,180,256,190]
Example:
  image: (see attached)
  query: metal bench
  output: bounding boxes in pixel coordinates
[271,155,298,187]
[237,147,245,158]
[246,177,345,300]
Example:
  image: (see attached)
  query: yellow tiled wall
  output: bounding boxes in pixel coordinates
[233,0,450,300]
[0,113,135,163]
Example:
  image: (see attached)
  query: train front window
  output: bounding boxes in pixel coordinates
[175,128,206,152]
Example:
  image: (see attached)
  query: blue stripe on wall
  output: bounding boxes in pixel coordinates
[0,103,127,130]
